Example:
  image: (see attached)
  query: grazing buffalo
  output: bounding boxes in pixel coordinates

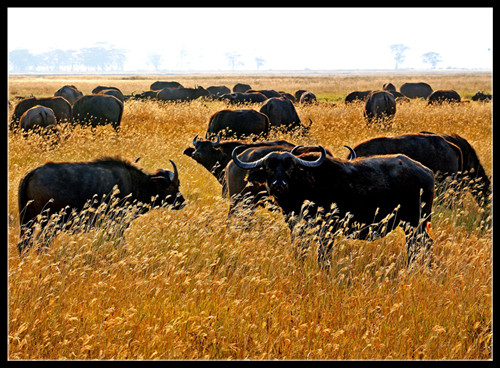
[17,157,185,254]
[345,90,372,103]
[294,90,307,102]
[221,92,268,104]
[400,82,433,99]
[246,89,282,98]
[54,85,83,105]
[427,89,461,104]
[98,88,125,102]
[129,90,159,100]
[279,92,296,103]
[156,86,210,102]
[299,91,317,104]
[19,105,57,132]
[259,97,309,133]
[233,83,252,93]
[206,109,270,140]
[72,94,124,130]
[364,90,396,125]
[150,81,183,90]
[419,131,491,206]
[92,86,123,95]
[471,91,492,102]
[383,83,396,92]
[232,145,435,267]
[206,85,231,98]
[11,96,72,129]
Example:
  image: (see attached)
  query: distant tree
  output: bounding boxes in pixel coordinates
[390,44,410,70]
[255,57,266,70]
[9,49,37,72]
[148,53,162,71]
[225,51,244,70]
[422,52,442,69]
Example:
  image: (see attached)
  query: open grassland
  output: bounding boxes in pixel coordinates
[8,73,492,360]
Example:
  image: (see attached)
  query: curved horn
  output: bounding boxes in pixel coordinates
[169,159,179,186]
[344,145,356,160]
[232,145,269,170]
[307,118,313,128]
[290,145,326,167]
[290,145,304,155]
[192,134,200,146]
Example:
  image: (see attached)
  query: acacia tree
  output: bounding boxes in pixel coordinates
[422,52,442,69]
[390,44,410,70]
[225,51,244,70]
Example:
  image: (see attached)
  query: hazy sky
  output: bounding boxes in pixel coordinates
[7,7,493,71]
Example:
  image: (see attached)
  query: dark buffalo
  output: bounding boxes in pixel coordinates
[294,90,307,101]
[419,131,491,206]
[156,86,210,102]
[19,105,57,132]
[92,86,123,95]
[400,82,433,99]
[364,90,396,125]
[206,109,270,140]
[427,89,461,104]
[221,92,268,104]
[54,85,83,105]
[383,83,396,92]
[259,97,310,133]
[183,135,293,197]
[279,92,296,103]
[72,94,124,130]
[206,85,231,98]
[344,90,372,103]
[233,83,252,93]
[150,81,183,90]
[299,91,317,104]
[129,90,159,100]
[246,89,282,98]
[98,88,125,102]
[471,91,492,102]
[232,145,435,267]
[17,157,185,254]
[10,96,72,129]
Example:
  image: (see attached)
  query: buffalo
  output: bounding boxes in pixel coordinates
[150,81,183,90]
[10,96,72,129]
[259,97,310,133]
[400,82,433,99]
[420,131,491,206]
[246,89,282,98]
[129,90,159,100]
[345,90,372,103]
[17,157,185,254]
[427,89,461,104]
[220,92,268,104]
[299,91,317,104]
[183,135,294,198]
[471,91,492,102]
[206,109,270,140]
[383,83,396,92]
[92,86,123,95]
[364,90,396,125]
[98,88,125,103]
[54,85,83,105]
[232,145,435,267]
[206,85,231,98]
[233,83,252,93]
[156,86,210,102]
[294,90,307,102]
[19,105,57,132]
[72,94,124,130]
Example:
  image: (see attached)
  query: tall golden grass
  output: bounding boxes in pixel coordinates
[8,73,492,360]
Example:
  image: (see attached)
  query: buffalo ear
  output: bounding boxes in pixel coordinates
[246,168,267,184]
[183,147,195,157]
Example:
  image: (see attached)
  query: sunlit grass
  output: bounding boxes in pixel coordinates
[8,73,492,360]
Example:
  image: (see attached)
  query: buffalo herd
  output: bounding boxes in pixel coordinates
[10,79,491,269]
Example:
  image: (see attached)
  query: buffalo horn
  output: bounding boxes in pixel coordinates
[211,134,221,147]
[290,145,326,167]
[193,134,200,146]
[169,159,179,186]
[290,145,304,155]
[344,145,356,160]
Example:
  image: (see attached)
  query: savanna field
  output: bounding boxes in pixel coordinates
[7,73,492,360]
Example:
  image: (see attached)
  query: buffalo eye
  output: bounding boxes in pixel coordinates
[246,168,267,184]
